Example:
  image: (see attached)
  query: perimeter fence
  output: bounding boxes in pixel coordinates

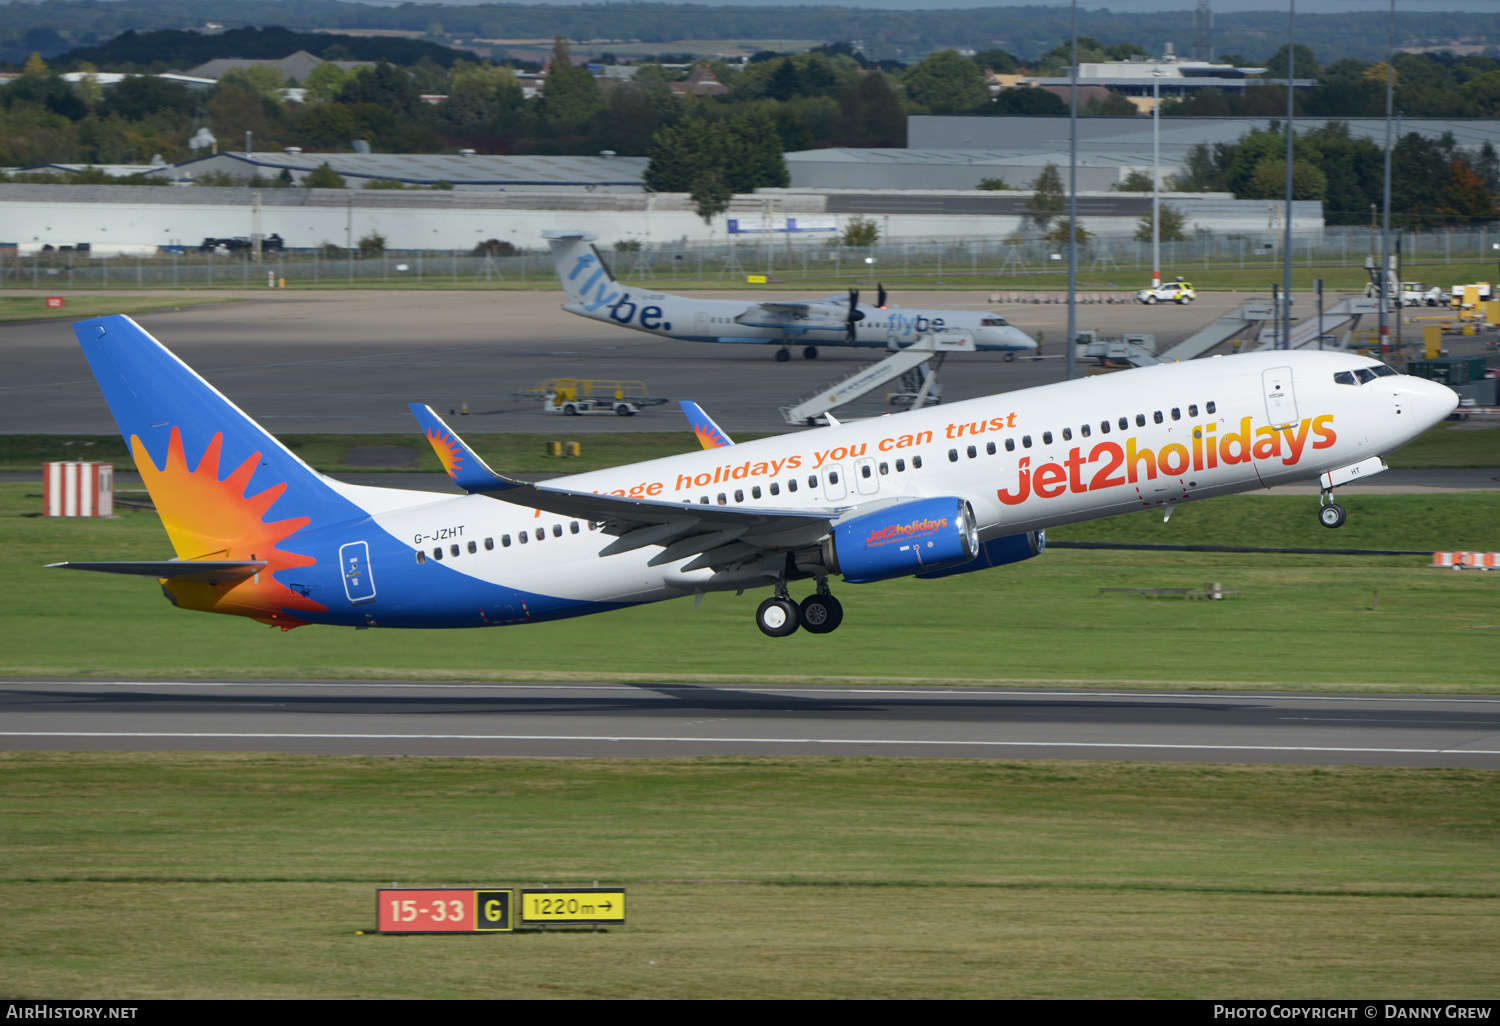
[1,224,1495,290]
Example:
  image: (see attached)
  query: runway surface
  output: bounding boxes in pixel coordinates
[2,680,1498,768]
[0,288,1359,436]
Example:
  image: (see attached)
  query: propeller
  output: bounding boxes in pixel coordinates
[845,288,865,343]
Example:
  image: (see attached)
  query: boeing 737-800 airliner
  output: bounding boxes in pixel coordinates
[544,229,1037,361]
[51,316,1455,636]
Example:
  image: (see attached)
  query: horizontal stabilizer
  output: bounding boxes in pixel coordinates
[409,403,522,494]
[47,560,267,580]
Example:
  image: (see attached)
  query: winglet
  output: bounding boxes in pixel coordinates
[680,401,734,449]
[408,403,520,493]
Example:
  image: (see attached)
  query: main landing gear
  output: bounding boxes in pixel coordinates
[773,345,820,361]
[1317,489,1347,529]
[755,580,844,637]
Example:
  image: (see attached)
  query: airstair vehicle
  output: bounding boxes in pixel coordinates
[779,331,976,426]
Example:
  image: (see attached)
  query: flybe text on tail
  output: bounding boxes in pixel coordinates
[566,252,623,313]
[997,415,1337,506]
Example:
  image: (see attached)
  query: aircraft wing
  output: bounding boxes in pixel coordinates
[734,301,845,329]
[411,403,842,570]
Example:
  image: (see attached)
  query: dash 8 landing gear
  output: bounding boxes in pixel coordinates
[1318,489,1347,529]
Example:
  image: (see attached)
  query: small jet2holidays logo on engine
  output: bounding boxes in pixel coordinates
[867,516,949,546]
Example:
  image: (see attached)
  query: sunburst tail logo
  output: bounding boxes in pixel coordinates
[132,427,327,627]
[425,427,465,479]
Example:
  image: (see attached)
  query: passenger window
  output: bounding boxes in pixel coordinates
[1171,408,1181,421]
[1119,417,1129,430]
[534,528,544,542]
[450,544,460,557]
[433,547,443,560]
[1101,421,1111,434]
[1206,401,1217,414]
[415,550,426,564]
[752,485,762,498]
[1005,438,1015,452]
[1042,431,1053,445]
[1062,427,1072,441]
[878,462,888,475]
[1153,411,1163,424]
[789,479,798,492]
[570,522,579,534]
[967,445,977,459]
[861,465,872,478]
[829,471,839,484]
[502,535,511,547]
[1189,404,1199,417]
[519,533,528,544]
[986,441,996,455]
[771,482,780,495]
[735,489,744,503]
[1081,424,1091,438]
[485,537,494,550]
[1022,435,1032,448]
[700,496,710,504]
[468,540,477,553]
[717,493,727,505]
[913,456,923,469]
[552,524,562,537]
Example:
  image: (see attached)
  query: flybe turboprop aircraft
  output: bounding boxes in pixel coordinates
[544,229,1037,361]
[52,315,1455,637]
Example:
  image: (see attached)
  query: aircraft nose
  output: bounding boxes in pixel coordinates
[1399,374,1459,429]
[1012,330,1038,350]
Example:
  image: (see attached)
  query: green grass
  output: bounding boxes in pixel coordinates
[0,295,239,323]
[8,484,1499,689]
[0,753,1495,998]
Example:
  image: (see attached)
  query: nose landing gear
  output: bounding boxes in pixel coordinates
[1318,489,1347,529]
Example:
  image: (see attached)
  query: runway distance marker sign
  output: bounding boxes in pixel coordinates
[520,888,626,925]
[376,888,513,933]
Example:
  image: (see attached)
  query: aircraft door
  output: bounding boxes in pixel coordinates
[853,457,879,496]
[823,463,848,501]
[1263,366,1299,429]
[339,541,377,605]
[695,311,710,337]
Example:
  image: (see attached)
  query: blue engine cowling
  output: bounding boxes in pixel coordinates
[913,530,1045,580]
[830,497,979,583]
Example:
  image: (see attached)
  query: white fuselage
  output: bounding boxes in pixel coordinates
[344,351,1455,614]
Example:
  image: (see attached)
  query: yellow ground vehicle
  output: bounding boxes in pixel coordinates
[516,379,668,416]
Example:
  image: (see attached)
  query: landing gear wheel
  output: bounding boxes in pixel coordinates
[799,594,844,634]
[803,346,819,360]
[1005,351,1017,362]
[774,347,791,362]
[1318,503,1347,529]
[756,597,801,637]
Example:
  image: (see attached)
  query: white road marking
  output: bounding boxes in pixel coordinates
[1,732,1497,756]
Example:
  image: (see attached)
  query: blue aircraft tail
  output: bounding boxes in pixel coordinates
[72,315,362,561]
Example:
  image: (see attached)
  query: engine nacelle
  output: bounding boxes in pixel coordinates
[828,497,978,583]
[913,530,1045,579]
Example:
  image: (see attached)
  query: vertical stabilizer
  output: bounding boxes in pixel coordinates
[71,316,363,572]
[543,229,624,311]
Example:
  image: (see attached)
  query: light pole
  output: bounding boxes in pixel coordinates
[1152,67,1165,289]
[1065,0,1078,382]
[1281,0,1295,351]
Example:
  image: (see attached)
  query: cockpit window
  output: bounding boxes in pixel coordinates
[981,317,1009,326]
[1333,371,1356,385]
[1354,367,1377,384]
[1372,364,1397,377]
